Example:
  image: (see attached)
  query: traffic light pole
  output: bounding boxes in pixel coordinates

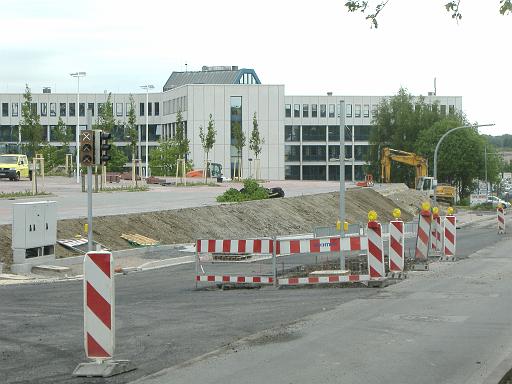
[87,165,93,251]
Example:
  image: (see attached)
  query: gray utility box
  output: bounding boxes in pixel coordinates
[12,201,57,273]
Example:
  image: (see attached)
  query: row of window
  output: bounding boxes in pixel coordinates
[285,145,369,162]
[285,103,372,119]
[285,125,371,142]
[162,96,188,116]
[285,164,365,181]
[1,101,161,118]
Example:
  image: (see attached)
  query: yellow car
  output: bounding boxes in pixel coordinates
[0,154,30,181]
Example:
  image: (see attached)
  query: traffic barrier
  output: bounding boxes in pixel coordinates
[277,236,367,255]
[367,213,385,279]
[196,239,273,254]
[431,208,442,253]
[73,252,134,377]
[414,203,431,270]
[389,220,404,272]
[278,274,370,286]
[443,215,457,259]
[498,207,506,234]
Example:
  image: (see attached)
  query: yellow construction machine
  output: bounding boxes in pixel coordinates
[380,147,457,204]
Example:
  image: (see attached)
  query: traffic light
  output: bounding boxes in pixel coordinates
[80,130,94,166]
[94,130,112,165]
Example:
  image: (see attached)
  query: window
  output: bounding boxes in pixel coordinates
[12,103,19,117]
[371,105,377,118]
[354,104,361,118]
[140,102,145,116]
[328,126,351,141]
[328,145,352,161]
[50,103,56,117]
[346,104,352,117]
[285,125,300,142]
[294,104,300,118]
[302,165,326,180]
[302,125,326,141]
[60,103,66,117]
[449,105,455,115]
[354,125,371,141]
[154,102,160,116]
[2,103,9,116]
[116,103,123,116]
[320,104,326,118]
[230,96,243,177]
[98,103,104,116]
[285,104,291,118]
[311,104,317,118]
[440,105,446,115]
[31,103,37,115]
[329,104,335,118]
[79,103,85,117]
[148,102,153,116]
[354,145,369,161]
[285,165,300,180]
[88,103,95,116]
[69,102,75,117]
[285,145,300,162]
[126,103,131,116]
[302,145,326,161]
[328,165,352,181]
[302,104,309,118]
[431,104,438,113]
[363,104,370,118]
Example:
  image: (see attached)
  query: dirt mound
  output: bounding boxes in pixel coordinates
[0,188,416,266]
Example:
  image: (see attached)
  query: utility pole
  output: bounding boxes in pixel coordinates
[339,100,346,271]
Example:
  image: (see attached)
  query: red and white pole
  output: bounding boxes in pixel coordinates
[389,208,404,272]
[444,215,457,258]
[498,206,506,234]
[414,202,432,267]
[367,211,385,279]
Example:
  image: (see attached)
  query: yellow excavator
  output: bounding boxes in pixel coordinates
[380,147,457,204]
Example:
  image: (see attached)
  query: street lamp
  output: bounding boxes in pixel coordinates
[140,84,154,177]
[339,100,346,271]
[433,123,495,204]
[70,72,86,183]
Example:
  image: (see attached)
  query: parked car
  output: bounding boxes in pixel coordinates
[487,195,510,209]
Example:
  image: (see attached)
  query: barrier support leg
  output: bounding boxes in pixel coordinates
[195,246,199,289]
[73,359,135,378]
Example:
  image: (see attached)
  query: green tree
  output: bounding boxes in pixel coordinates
[199,113,216,182]
[19,84,44,158]
[232,120,246,179]
[149,139,191,176]
[94,93,116,133]
[249,112,264,179]
[126,95,138,180]
[345,1,511,28]
[175,110,190,163]
[106,145,128,172]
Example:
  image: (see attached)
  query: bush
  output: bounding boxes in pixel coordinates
[216,179,269,202]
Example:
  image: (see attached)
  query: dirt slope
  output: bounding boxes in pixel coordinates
[0,188,417,266]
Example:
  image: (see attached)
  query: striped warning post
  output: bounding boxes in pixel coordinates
[278,274,370,286]
[367,221,385,278]
[415,210,431,261]
[389,220,404,272]
[431,215,442,252]
[498,207,506,234]
[195,275,273,284]
[196,239,273,254]
[83,252,114,360]
[277,236,367,256]
[444,215,456,257]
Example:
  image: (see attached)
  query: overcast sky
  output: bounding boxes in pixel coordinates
[1,0,510,135]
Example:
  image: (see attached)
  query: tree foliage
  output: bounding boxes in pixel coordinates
[199,114,216,180]
[175,110,190,160]
[149,138,193,177]
[249,112,264,159]
[345,0,511,28]
[19,84,44,158]
[126,94,138,161]
[106,145,128,172]
[94,93,116,133]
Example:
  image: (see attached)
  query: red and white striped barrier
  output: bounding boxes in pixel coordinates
[415,210,431,261]
[367,221,385,278]
[196,239,273,254]
[196,275,273,284]
[278,274,370,286]
[83,252,114,360]
[389,220,404,272]
[443,215,456,257]
[498,207,506,234]
[276,236,367,255]
[431,215,442,252]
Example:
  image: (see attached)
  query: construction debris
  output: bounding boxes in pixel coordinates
[57,237,109,254]
[121,233,160,247]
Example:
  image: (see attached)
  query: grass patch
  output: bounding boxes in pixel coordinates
[97,185,149,193]
[0,190,51,200]
[216,179,269,202]
[175,181,219,187]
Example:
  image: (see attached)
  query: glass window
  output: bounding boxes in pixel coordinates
[50,103,56,117]
[60,103,66,117]
[285,145,300,161]
[354,125,371,141]
[311,104,317,118]
[329,104,335,118]
[346,104,352,117]
[354,104,361,118]
[449,105,455,115]
[285,125,300,142]
[354,145,369,161]
[140,102,145,116]
[79,103,85,117]
[116,103,123,116]
[302,125,326,141]
[230,96,242,117]
[2,103,9,116]
[87,103,95,116]
[320,104,326,118]
[285,165,300,180]
[302,145,326,161]
[148,102,153,116]
[294,104,300,118]
[371,105,377,118]
[328,126,351,141]
[440,105,446,115]
[363,104,370,118]
[302,165,326,180]
[355,165,364,180]
[126,103,131,116]
[31,103,37,115]
[302,104,309,118]
[69,102,75,117]
[431,104,438,113]
[98,103,104,116]
[329,165,352,181]
[285,104,291,118]
[154,102,160,116]
[328,145,352,161]
[12,103,19,117]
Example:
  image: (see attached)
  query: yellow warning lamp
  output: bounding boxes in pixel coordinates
[84,223,88,234]
[421,201,431,212]
[447,206,454,215]
[368,210,378,222]
[392,208,401,220]
[336,219,341,231]
[344,221,349,231]
[432,207,439,215]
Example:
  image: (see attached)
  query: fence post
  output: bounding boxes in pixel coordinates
[272,236,277,287]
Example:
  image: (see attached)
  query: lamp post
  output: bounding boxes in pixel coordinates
[433,123,494,204]
[70,72,86,183]
[339,100,346,271]
[140,84,154,177]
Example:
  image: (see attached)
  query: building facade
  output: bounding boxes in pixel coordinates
[0,66,462,181]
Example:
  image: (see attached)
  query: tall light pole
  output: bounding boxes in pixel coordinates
[433,123,494,204]
[339,100,346,271]
[71,72,86,183]
[140,84,154,177]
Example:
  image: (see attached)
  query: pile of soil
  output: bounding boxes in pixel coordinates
[0,187,417,267]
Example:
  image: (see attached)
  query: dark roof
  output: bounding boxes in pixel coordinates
[163,66,261,91]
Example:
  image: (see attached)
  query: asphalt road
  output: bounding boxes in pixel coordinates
[0,221,504,384]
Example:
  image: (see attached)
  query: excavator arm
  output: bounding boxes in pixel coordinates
[380,147,428,185]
